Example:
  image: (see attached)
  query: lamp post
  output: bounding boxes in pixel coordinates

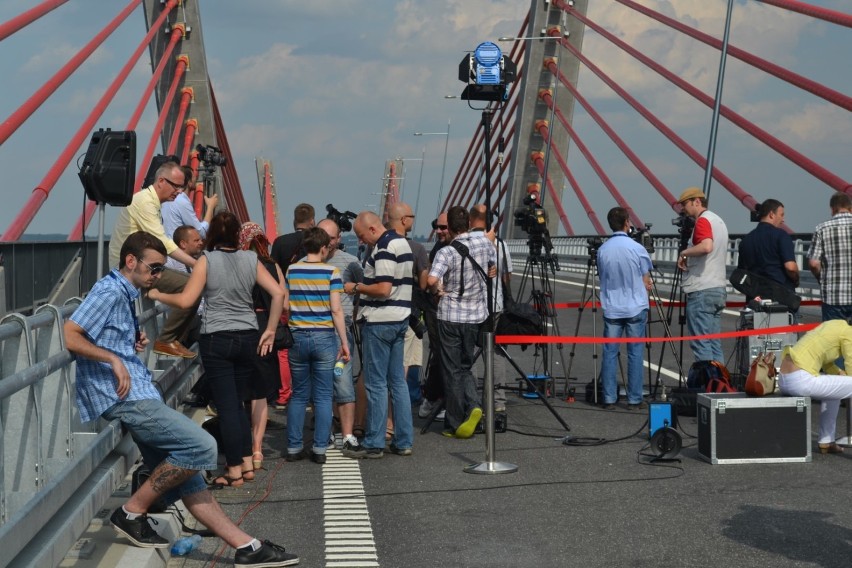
[499,33,566,209]
[414,118,451,216]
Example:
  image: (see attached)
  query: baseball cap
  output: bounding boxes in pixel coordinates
[678,187,705,203]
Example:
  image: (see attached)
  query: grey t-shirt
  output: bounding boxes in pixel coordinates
[201,249,259,334]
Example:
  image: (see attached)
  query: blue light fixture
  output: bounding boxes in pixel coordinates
[474,42,502,85]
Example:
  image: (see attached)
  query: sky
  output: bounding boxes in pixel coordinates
[0,0,849,240]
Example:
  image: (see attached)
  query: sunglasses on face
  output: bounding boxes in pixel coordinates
[138,258,165,275]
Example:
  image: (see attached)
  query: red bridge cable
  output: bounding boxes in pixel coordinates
[535,97,605,234]
[560,2,850,196]
[166,88,193,156]
[531,152,574,235]
[0,0,142,147]
[0,0,69,42]
[134,56,189,196]
[756,0,852,27]
[3,0,177,242]
[181,120,198,165]
[262,162,278,240]
[69,22,185,240]
[210,82,250,224]
[544,55,679,212]
[546,16,765,225]
[616,0,852,113]
[539,87,638,232]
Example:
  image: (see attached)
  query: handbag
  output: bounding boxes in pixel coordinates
[745,352,777,396]
[257,310,293,350]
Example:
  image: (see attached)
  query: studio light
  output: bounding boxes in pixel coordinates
[458,41,517,103]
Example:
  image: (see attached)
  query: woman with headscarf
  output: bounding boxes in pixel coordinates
[148,211,286,488]
[239,221,286,470]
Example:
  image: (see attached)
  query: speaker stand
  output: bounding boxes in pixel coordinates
[96,202,107,278]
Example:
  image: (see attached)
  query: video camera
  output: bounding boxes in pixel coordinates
[513,194,547,235]
[195,144,227,167]
[629,223,655,254]
[587,236,603,259]
[671,212,696,249]
[326,204,357,233]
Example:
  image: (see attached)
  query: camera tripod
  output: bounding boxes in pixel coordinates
[646,264,686,397]
[514,239,569,396]
[564,245,602,401]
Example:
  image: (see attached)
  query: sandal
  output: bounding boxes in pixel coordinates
[209,474,243,489]
[252,451,264,470]
[242,467,256,482]
[385,428,394,442]
[819,442,844,454]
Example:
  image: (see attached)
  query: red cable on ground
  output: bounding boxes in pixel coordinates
[757,0,852,27]
[166,87,193,155]
[210,82,250,223]
[0,0,68,42]
[5,0,177,242]
[0,0,141,147]
[68,18,184,240]
[540,87,641,231]
[561,2,850,198]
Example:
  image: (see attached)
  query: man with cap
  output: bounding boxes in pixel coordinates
[676,187,729,363]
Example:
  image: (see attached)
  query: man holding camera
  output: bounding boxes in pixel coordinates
[597,208,653,410]
[427,206,496,439]
[676,187,729,363]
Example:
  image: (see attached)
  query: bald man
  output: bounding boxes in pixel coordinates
[344,211,414,458]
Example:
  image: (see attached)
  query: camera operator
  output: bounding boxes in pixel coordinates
[419,211,451,419]
[676,187,729,363]
[597,208,653,410]
[269,203,316,408]
[427,206,496,439]
[737,199,799,310]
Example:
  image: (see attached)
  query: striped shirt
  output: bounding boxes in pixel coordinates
[358,230,413,324]
[69,269,162,422]
[286,261,342,330]
[808,212,852,306]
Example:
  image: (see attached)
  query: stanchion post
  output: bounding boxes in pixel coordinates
[465,331,518,475]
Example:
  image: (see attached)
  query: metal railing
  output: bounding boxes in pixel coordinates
[503,234,820,300]
[0,296,201,568]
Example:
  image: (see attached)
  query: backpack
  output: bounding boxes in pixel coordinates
[687,360,737,393]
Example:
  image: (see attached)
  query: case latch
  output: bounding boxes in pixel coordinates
[797,399,805,413]
[718,401,727,414]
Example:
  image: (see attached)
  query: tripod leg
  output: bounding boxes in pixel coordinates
[499,345,570,432]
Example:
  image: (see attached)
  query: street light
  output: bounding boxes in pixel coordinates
[414,118,451,216]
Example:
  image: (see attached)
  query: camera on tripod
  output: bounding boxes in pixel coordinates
[326,204,357,233]
[513,194,547,235]
[629,223,655,254]
[586,236,603,260]
[195,144,227,168]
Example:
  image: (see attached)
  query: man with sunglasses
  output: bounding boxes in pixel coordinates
[66,231,300,566]
[108,161,202,359]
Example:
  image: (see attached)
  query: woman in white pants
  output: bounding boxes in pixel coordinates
[778,319,852,454]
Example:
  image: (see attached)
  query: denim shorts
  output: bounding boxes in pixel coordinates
[102,398,218,503]
[334,327,356,404]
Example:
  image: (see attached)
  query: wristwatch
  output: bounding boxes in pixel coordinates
[353,283,360,294]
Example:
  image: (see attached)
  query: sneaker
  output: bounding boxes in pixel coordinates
[418,399,435,418]
[627,401,649,411]
[388,444,412,456]
[436,409,446,420]
[441,429,456,438]
[234,539,299,567]
[363,447,384,459]
[494,405,507,413]
[601,403,616,410]
[274,400,288,411]
[109,507,169,549]
[285,449,309,462]
[341,437,367,458]
[455,407,482,439]
[310,452,327,464]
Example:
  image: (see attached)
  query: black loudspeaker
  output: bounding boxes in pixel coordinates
[78,129,136,206]
[142,153,181,189]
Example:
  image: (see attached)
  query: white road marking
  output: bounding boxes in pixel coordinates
[323,451,380,568]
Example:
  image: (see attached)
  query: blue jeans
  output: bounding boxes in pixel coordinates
[685,287,726,362]
[600,310,648,405]
[102,398,216,506]
[822,303,852,322]
[438,320,482,431]
[200,330,257,467]
[287,329,336,455]
[333,327,356,404]
[361,321,413,450]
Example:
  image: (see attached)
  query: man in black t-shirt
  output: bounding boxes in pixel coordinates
[738,199,799,300]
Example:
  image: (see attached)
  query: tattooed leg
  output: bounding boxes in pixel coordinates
[124,461,196,514]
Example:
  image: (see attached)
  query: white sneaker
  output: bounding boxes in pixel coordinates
[418,399,435,418]
[436,410,445,420]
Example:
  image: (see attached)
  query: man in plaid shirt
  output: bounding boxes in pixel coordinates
[427,206,496,439]
[809,192,852,321]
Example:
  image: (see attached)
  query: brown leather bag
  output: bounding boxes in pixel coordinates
[745,352,777,396]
